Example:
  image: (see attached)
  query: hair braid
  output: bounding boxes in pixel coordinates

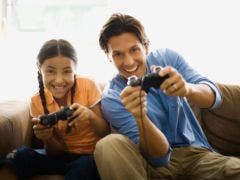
[38,72,49,114]
[70,75,76,104]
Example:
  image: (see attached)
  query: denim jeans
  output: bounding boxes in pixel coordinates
[8,146,100,180]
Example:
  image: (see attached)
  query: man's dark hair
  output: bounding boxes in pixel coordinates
[99,13,150,54]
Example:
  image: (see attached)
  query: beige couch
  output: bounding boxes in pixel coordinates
[0,83,240,179]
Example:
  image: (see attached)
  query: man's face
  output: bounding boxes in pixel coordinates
[107,32,148,79]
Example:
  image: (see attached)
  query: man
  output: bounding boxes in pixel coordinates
[94,13,240,180]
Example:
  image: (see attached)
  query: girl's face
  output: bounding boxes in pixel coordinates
[39,56,75,100]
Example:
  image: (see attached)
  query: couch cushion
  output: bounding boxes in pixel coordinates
[0,100,32,157]
[201,83,240,156]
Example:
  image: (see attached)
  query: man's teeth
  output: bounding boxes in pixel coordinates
[125,67,137,72]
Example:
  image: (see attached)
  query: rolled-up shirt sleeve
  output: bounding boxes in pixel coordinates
[199,81,223,109]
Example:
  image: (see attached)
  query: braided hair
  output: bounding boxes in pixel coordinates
[37,39,78,114]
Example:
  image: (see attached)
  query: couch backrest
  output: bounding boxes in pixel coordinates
[200,83,240,156]
[1,83,239,158]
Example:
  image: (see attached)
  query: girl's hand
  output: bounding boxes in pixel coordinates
[67,103,93,126]
[120,86,147,118]
[32,117,54,141]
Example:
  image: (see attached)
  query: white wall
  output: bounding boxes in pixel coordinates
[0,0,239,101]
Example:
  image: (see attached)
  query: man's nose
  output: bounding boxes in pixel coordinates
[123,53,134,66]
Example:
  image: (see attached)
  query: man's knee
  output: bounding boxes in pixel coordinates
[95,134,129,150]
[223,157,240,175]
[94,134,131,158]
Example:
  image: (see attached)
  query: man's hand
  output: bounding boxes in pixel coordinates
[120,86,147,118]
[121,84,169,157]
[32,117,54,141]
[154,65,190,97]
[155,65,215,108]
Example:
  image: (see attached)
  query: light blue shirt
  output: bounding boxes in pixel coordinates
[101,48,222,167]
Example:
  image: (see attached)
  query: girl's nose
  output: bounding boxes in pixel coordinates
[55,73,64,83]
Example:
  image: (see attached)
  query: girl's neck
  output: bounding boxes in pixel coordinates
[55,95,67,107]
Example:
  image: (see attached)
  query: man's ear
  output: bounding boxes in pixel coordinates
[107,54,112,62]
[144,44,149,55]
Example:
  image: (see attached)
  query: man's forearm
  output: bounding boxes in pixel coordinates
[136,115,169,157]
[186,83,215,108]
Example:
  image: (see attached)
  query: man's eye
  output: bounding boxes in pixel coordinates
[131,47,140,52]
[113,53,121,57]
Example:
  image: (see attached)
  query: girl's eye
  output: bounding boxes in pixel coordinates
[46,70,55,74]
[64,70,73,74]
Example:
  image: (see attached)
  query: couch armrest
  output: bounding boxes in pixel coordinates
[0,100,32,157]
[201,83,240,156]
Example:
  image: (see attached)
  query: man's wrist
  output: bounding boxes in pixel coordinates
[185,83,193,98]
[135,114,148,126]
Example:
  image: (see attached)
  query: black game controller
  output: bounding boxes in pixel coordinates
[127,66,169,92]
[39,107,73,126]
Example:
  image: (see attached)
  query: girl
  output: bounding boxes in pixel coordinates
[0,39,110,179]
